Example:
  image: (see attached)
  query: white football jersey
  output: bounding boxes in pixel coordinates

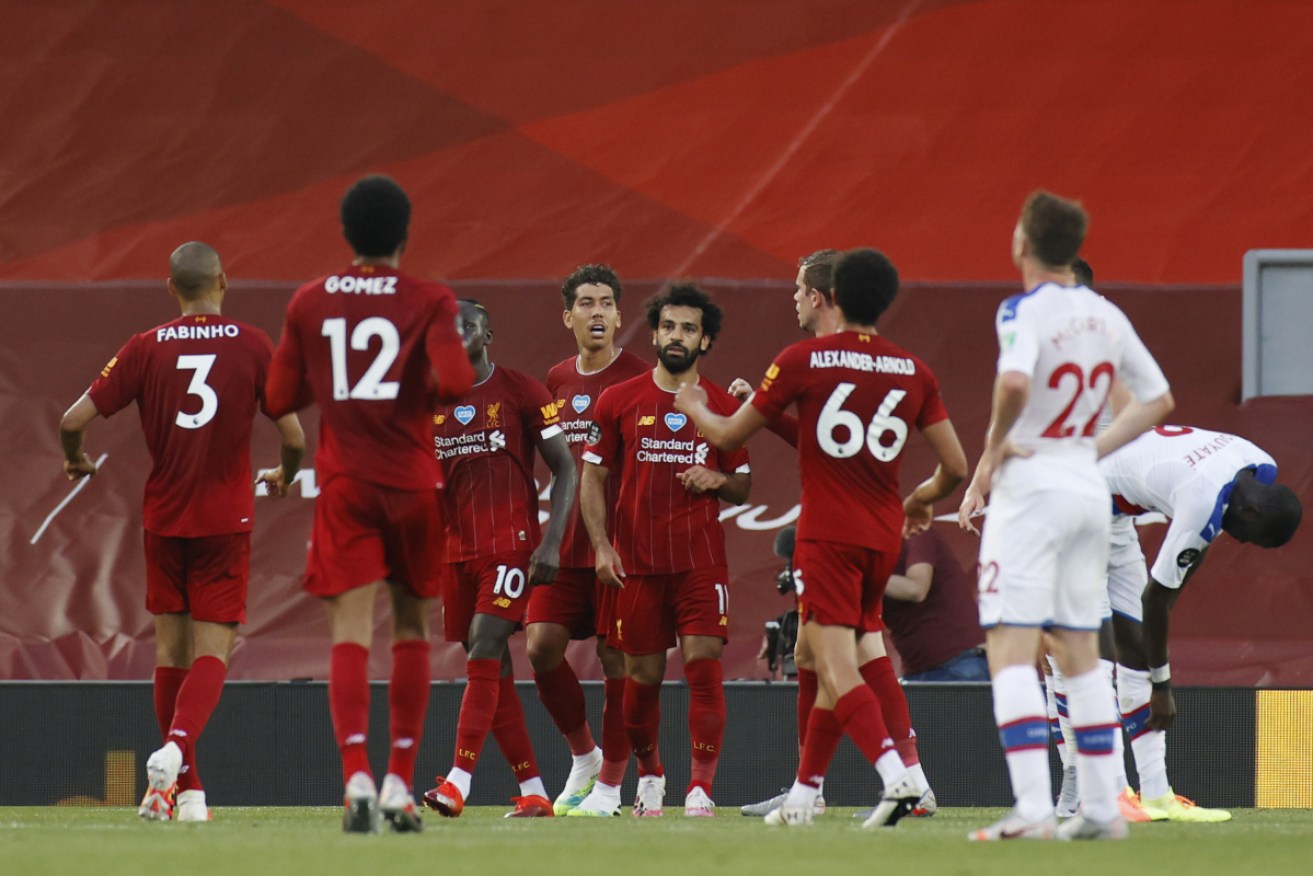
[1099,426,1277,587]
[995,282,1170,456]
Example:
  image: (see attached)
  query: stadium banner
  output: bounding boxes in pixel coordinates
[0,681,1259,809]
[3,280,1311,685]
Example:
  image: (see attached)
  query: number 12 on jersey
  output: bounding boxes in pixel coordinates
[322,317,401,401]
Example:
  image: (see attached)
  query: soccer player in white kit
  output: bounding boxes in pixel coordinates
[959,191,1174,841]
[1100,424,1301,819]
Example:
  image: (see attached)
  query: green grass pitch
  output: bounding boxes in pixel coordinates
[4,807,1313,876]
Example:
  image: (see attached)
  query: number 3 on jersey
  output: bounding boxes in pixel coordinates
[817,383,908,461]
[322,317,401,400]
[176,354,218,429]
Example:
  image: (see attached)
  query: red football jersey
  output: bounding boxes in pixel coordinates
[751,331,949,552]
[266,265,471,491]
[545,349,650,569]
[435,365,563,561]
[87,314,273,538]
[583,371,749,574]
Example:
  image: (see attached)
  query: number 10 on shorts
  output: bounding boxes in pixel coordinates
[493,565,527,599]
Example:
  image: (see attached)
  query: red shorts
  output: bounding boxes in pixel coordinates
[611,567,729,655]
[525,567,613,639]
[144,530,249,624]
[441,551,534,642]
[793,539,896,631]
[304,477,445,599]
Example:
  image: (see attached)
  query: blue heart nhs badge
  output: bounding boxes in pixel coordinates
[664,412,687,432]
[454,405,476,425]
[572,394,591,414]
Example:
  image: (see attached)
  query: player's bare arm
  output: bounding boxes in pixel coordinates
[904,418,967,536]
[959,371,1029,532]
[1094,389,1175,460]
[884,562,933,603]
[58,393,101,481]
[529,431,577,586]
[1141,550,1204,731]
[673,383,769,451]
[256,413,307,499]
[580,460,624,589]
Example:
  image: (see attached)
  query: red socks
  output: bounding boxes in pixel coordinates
[796,667,818,749]
[330,643,371,783]
[599,677,629,786]
[623,677,664,776]
[533,660,595,756]
[387,640,430,785]
[490,673,541,784]
[860,656,919,764]
[796,707,843,788]
[833,685,896,764]
[685,659,724,794]
[453,658,501,774]
[167,656,227,792]
[153,666,187,739]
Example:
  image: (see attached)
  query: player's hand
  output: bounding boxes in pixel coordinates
[998,441,1033,463]
[677,465,725,494]
[727,378,754,402]
[595,546,626,589]
[673,383,708,415]
[63,452,98,482]
[1147,687,1177,731]
[903,496,933,536]
[529,542,560,586]
[256,466,291,498]
[958,485,986,534]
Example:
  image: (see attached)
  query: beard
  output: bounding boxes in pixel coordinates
[658,343,700,375]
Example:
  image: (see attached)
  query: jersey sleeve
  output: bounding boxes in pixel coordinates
[426,289,476,403]
[520,374,564,442]
[581,386,620,470]
[266,298,312,418]
[994,295,1039,377]
[249,327,277,420]
[86,335,143,418]
[914,360,950,429]
[903,529,937,570]
[1112,308,1171,404]
[750,345,803,422]
[1150,494,1216,589]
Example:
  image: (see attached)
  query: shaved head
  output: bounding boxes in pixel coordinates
[169,242,224,300]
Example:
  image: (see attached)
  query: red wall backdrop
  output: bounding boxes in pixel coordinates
[2,1,1312,285]
[2,3,1311,683]
[5,279,1311,684]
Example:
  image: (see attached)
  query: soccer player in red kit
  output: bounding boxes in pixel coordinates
[734,249,939,818]
[59,242,305,823]
[579,283,751,818]
[422,300,576,819]
[525,265,649,816]
[675,249,967,829]
[265,175,475,833]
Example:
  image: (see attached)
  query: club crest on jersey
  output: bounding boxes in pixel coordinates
[1176,548,1200,569]
[454,405,476,425]
[572,394,591,413]
[664,412,687,432]
[485,402,502,428]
